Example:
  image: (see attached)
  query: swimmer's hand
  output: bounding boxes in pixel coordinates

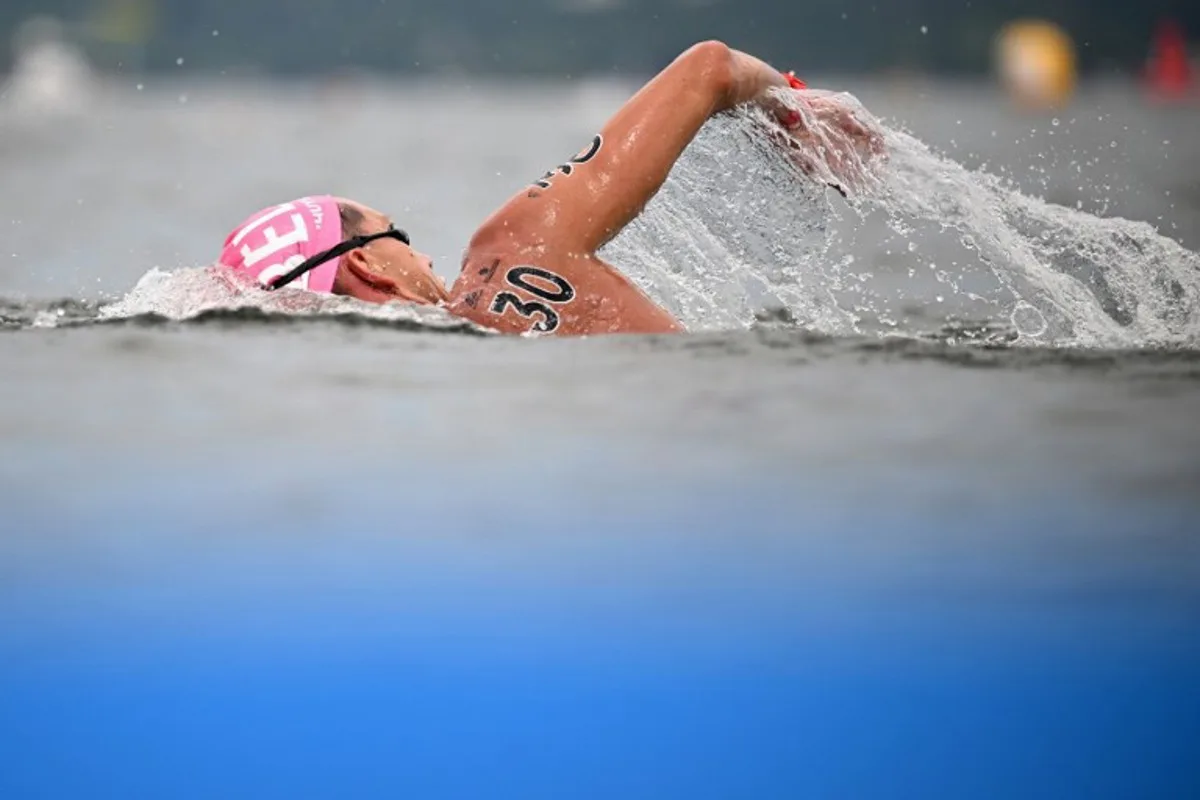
[765,86,886,196]
[717,56,881,192]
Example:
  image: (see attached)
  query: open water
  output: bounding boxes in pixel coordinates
[1,76,1198,798]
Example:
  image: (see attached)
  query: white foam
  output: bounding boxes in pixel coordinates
[98,264,483,332]
[603,94,1200,347]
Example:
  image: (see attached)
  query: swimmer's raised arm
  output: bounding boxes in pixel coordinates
[470,41,788,256]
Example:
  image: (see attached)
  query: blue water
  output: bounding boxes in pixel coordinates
[3,328,1198,798]
[3,522,1198,799]
[3,71,1199,799]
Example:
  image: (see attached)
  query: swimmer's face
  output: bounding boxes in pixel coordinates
[334,201,448,306]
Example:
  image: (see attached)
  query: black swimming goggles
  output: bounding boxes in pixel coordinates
[265,224,411,291]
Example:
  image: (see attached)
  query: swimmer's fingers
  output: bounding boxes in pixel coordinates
[837,110,885,156]
[801,95,885,155]
[781,103,867,152]
[761,123,822,179]
[812,112,885,168]
[799,132,877,194]
[761,91,809,131]
[837,111,885,157]
[761,94,885,194]
[814,104,869,142]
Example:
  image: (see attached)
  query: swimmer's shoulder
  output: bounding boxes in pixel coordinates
[445,240,576,336]
[447,186,679,336]
[447,243,680,337]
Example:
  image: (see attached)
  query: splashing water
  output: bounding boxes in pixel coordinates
[84,90,1199,348]
[97,265,482,333]
[603,91,1200,347]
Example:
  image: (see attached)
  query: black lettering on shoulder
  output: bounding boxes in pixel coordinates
[478,260,500,282]
[487,265,577,335]
[506,266,575,303]
[529,134,604,192]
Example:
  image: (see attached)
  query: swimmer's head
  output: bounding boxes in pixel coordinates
[218,196,447,305]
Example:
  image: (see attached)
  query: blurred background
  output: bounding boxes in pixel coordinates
[0,0,1198,79]
[2,4,1200,799]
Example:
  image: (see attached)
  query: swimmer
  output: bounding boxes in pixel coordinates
[217,41,882,336]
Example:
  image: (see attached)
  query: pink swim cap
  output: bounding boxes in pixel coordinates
[218,196,344,293]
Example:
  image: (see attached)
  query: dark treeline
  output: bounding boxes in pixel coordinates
[3,0,1197,76]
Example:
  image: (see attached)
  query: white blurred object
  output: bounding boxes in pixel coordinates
[2,16,95,115]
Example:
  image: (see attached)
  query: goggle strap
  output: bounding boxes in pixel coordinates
[266,228,409,291]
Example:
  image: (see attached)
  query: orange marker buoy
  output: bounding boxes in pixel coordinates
[994,20,1078,111]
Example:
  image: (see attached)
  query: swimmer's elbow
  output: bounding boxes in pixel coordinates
[679,40,736,108]
[683,39,732,63]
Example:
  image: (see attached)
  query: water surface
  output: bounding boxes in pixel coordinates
[1,78,1198,799]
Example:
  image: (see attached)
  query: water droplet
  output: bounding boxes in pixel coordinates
[1011,302,1048,338]
[935,295,944,303]
[176,57,185,66]
[920,25,928,34]
[136,83,144,91]
[1110,141,1117,148]
[212,30,220,37]
[1051,118,1060,127]
[178,94,189,104]
[907,242,917,252]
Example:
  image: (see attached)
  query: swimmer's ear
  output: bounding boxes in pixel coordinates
[340,249,425,304]
[343,249,399,292]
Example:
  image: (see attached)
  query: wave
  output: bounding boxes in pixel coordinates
[0,266,490,335]
[7,288,1200,382]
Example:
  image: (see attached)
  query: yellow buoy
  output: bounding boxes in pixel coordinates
[994,20,1078,110]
